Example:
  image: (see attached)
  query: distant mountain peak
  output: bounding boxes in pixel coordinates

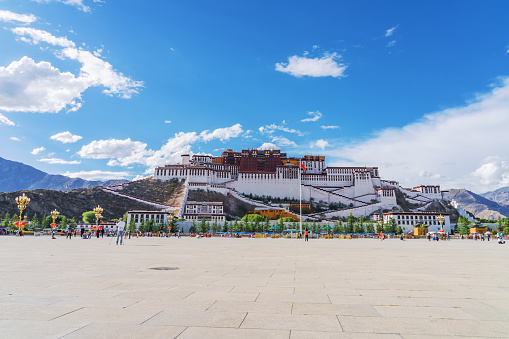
[0,156,126,193]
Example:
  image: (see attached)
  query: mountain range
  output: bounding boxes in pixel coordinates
[448,188,509,219]
[0,157,126,193]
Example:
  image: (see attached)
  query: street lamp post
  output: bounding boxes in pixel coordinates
[50,209,59,239]
[93,205,103,238]
[15,193,30,235]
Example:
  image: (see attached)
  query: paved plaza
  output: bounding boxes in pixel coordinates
[1,236,508,338]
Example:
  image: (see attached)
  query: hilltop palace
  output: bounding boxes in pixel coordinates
[147,148,451,232]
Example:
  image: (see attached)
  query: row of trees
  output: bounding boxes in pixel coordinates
[186,214,403,234]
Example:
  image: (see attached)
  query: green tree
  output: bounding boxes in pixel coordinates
[496,216,503,232]
[189,221,197,234]
[59,216,68,230]
[222,220,228,232]
[138,221,146,233]
[2,212,10,228]
[346,215,355,233]
[353,222,364,233]
[211,221,219,234]
[365,222,374,234]
[31,213,39,231]
[128,218,137,233]
[41,215,51,229]
[82,211,96,224]
[68,217,77,229]
[264,219,270,232]
[458,216,471,235]
[333,222,341,234]
[233,218,240,232]
[198,219,209,234]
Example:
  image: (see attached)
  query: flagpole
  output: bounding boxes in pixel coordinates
[299,160,302,233]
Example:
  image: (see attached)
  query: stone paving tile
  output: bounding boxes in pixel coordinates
[256,292,331,304]
[290,330,404,339]
[241,313,342,331]
[206,300,293,314]
[292,302,381,317]
[143,309,247,328]
[0,319,91,338]
[373,305,475,320]
[61,323,187,338]
[53,306,164,324]
[177,326,290,339]
[0,304,83,321]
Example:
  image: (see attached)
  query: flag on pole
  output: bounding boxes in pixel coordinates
[300,162,307,172]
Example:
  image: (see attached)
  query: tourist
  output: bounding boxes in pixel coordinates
[101,228,104,238]
[116,218,125,245]
[80,227,84,238]
[66,225,73,239]
[304,228,309,242]
[379,231,384,241]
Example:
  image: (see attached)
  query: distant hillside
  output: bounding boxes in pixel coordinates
[480,186,509,206]
[0,187,159,220]
[0,157,126,193]
[449,188,509,219]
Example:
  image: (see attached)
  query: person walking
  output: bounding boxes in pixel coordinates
[80,227,84,238]
[304,228,309,242]
[101,228,104,238]
[116,218,125,245]
[66,225,73,239]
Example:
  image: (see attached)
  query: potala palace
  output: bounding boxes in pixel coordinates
[146,148,451,232]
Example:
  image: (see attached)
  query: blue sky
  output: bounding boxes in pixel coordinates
[1,0,509,193]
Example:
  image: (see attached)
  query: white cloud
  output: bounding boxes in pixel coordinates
[471,158,509,188]
[385,26,397,37]
[200,123,244,142]
[0,57,87,113]
[10,137,21,141]
[328,77,509,192]
[311,139,329,149]
[259,143,278,150]
[63,170,130,181]
[301,111,322,122]
[0,10,37,23]
[259,121,304,136]
[50,131,83,143]
[31,0,92,12]
[165,120,172,124]
[38,157,81,164]
[31,147,46,155]
[77,138,152,166]
[4,27,143,113]
[12,27,75,48]
[271,136,297,148]
[0,113,15,126]
[145,132,201,170]
[275,52,347,79]
[321,125,339,130]
[77,124,246,173]
[387,40,397,48]
[58,47,143,98]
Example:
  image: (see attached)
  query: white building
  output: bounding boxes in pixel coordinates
[383,212,451,234]
[126,211,171,227]
[184,201,225,222]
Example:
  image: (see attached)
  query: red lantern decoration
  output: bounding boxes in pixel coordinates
[168,227,172,230]
[50,223,57,227]
[14,222,19,226]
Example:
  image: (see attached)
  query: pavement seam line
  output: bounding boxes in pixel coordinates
[50,307,84,321]
[182,291,195,299]
[238,312,248,328]
[205,300,217,311]
[336,315,344,332]
[139,309,163,325]
[174,326,188,339]
[57,322,92,338]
